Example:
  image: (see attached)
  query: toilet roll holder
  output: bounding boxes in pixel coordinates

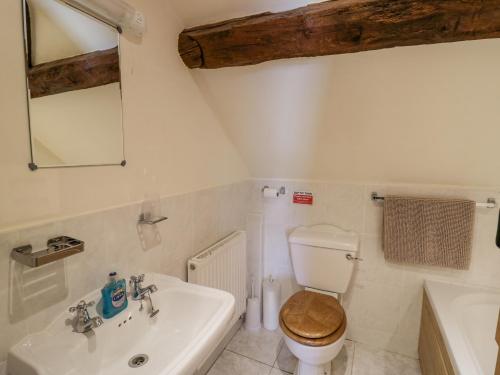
[262,186,287,196]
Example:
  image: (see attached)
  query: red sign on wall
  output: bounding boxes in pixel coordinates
[293,192,314,205]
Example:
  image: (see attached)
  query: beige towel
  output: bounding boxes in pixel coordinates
[383,196,475,270]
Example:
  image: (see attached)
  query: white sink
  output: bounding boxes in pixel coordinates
[7,273,235,375]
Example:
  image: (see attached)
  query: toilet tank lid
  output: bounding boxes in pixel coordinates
[289,225,359,252]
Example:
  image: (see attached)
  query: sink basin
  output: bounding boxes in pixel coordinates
[7,273,235,375]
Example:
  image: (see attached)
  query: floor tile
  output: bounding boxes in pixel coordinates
[352,343,421,375]
[332,340,355,375]
[274,340,355,375]
[270,368,291,375]
[207,350,272,375]
[274,342,296,373]
[227,328,283,366]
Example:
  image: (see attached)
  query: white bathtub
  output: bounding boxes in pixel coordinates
[425,280,500,375]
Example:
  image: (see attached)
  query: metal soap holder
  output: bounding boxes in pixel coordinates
[11,236,84,268]
[138,213,168,225]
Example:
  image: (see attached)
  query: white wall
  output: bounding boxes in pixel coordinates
[0,0,251,365]
[174,0,500,359]
[0,0,249,231]
[192,39,500,187]
[170,0,324,28]
[171,0,500,188]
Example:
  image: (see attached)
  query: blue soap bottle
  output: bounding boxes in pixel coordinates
[101,272,128,319]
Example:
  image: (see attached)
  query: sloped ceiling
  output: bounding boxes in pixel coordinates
[29,0,117,64]
[170,0,323,28]
[171,0,500,187]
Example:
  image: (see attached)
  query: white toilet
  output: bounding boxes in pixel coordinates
[280,225,360,375]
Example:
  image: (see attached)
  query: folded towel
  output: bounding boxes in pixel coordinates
[383,196,475,270]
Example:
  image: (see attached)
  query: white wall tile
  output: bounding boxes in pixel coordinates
[322,183,365,233]
[1,178,497,363]
[193,188,220,252]
[253,178,500,359]
[0,182,250,363]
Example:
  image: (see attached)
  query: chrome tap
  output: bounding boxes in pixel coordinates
[69,300,103,333]
[130,274,157,299]
[129,274,159,317]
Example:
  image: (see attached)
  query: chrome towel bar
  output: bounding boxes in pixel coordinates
[371,192,496,209]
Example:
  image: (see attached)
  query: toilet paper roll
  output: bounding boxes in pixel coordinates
[245,297,261,331]
[262,188,279,199]
[263,276,281,331]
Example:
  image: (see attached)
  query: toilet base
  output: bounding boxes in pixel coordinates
[294,360,331,375]
[284,329,346,375]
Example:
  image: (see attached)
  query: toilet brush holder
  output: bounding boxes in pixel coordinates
[245,297,261,331]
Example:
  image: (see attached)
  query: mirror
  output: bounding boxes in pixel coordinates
[22,0,125,169]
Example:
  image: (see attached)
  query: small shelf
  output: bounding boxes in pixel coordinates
[138,214,168,225]
[11,236,84,268]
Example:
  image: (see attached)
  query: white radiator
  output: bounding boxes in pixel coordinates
[188,231,247,325]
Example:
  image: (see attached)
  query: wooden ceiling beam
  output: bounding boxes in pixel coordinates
[28,47,120,99]
[178,0,500,69]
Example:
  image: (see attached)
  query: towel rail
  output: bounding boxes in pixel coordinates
[371,192,496,209]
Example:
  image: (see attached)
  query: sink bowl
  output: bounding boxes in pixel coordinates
[7,273,235,375]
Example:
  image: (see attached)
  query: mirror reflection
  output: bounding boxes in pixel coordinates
[23,0,125,169]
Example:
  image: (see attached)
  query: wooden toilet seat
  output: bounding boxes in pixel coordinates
[279,290,347,347]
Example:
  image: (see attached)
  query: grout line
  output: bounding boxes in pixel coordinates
[205,325,248,374]
[350,339,419,361]
[350,341,356,375]
[225,348,275,368]
[270,339,284,369]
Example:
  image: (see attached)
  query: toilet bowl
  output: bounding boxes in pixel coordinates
[285,225,360,375]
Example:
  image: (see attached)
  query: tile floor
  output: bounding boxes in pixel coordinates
[207,328,422,375]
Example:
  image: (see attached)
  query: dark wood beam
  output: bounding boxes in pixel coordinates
[179,0,500,69]
[28,47,120,98]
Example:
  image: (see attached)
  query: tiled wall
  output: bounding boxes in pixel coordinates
[251,179,500,358]
[2,178,499,367]
[0,181,251,366]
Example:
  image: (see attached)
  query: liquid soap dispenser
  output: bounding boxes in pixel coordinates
[101,272,128,319]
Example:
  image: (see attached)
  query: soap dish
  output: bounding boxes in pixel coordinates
[11,236,84,268]
[138,214,168,225]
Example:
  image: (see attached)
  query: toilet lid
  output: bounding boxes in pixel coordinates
[280,291,345,339]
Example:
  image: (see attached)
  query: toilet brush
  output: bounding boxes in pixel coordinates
[245,276,261,330]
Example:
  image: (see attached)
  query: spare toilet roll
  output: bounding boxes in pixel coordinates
[262,188,279,199]
[245,297,261,331]
[263,276,281,331]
